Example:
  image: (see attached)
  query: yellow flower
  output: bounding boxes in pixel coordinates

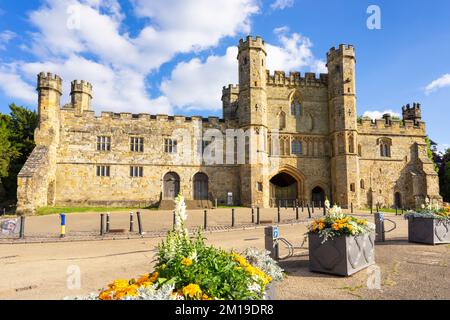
[347,224,353,231]
[99,289,113,300]
[318,222,325,231]
[332,223,340,231]
[182,284,202,299]
[110,279,129,289]
[181,257,193,266]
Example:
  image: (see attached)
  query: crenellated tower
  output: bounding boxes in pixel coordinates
[71,80,93,115]
[327,44,360,208]
[35,72,62,146]
[402,103,421,124]
[237,36,269,207]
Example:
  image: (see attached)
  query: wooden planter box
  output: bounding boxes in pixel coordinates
[408,217,450,245]
[308,232,375,276]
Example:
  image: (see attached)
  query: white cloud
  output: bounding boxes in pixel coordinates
[425,74,450,95]
[266,27,327,74]
[0,0,260,114]
[0,30,16,50]
[161,29,326,111]
[161,47,238,111]
[363,110,401,120]
[0,64,36,104]
[271,0,295,10]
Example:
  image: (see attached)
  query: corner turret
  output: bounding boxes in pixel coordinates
[402,103,422,124]
[71,80,93,115]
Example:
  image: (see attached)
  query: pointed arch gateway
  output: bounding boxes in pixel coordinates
[269,166,305,207]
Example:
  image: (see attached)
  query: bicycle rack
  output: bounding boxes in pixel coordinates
[274,235,308,260]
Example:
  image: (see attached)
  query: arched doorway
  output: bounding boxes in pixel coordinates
[394,192,402,208]
[311,187,325,207]
[163,172,180,200]
[270,172,298,207]
[193,173,208,200]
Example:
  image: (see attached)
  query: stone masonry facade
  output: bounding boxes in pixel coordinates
[16,36,442,215]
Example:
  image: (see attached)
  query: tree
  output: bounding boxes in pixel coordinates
[0,104,37,200]
[439,149,450,202]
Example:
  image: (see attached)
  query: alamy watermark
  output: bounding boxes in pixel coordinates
[367,5,382,30]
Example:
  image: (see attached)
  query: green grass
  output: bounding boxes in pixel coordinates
[36,206,142,216]
[360,208,405,214]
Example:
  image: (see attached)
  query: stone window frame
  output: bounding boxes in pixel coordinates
[97,136,111,151]
[164,138,178,154]
[350,183,356,192]
[291,139,302,156]
[130,166,143,178]
[290,92,302,117]
[278,110,286,130]
[377,138,392,158]
[96,165,110,177]
[257,182,263,192]
[130,136,144,153]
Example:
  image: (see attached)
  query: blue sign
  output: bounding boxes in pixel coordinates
[273,226,279,239]
[379,213,384,221]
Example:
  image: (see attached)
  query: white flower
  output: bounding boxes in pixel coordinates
[324,199,331,210]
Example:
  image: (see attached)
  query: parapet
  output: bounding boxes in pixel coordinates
[358,117,425,135]
[327,44,355,62]
[238,35,266,53]
[222,84,240,93]
[37,72,62,94]
[71,80,93,98]
[266,70,328,87]
[85,112,225,125]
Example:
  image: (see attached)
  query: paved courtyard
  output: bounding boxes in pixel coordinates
[0,211,449,300]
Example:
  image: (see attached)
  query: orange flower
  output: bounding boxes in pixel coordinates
[181,257,193,266]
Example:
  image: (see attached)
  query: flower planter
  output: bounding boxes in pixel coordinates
[408,217,450,245]
[308,232,375,276]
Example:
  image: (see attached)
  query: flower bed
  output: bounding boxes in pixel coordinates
[307,201,375,276]
[404,200,450,245]
[74,195,283,300]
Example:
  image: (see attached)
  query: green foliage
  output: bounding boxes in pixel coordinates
[0,104,37,200]
[155,229,265,300]
[424,136,438,173]
[441,161,450,202]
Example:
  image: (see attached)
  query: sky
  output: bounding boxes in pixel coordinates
[0,0,449,150]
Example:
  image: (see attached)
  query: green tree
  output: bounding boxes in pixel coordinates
[439,149,450,202]
[0,104,37,200]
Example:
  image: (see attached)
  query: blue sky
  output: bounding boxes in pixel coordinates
[0,0,449,150]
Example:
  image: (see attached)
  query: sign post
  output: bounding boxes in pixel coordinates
[264,226,279,260]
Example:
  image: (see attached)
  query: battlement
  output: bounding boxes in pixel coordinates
[37,72,62,94]
[327,44,355,62]
[72,110,225,124]
[238,35,266,53]
[71,80,93,97]
[402,102,422,122]
[222,84,240,93]
[266,70,328,87]
[358,118,426,135]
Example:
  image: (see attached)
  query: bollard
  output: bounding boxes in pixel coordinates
[172,211,176,231]
[19,216,25,239]
[129,212,134,232]
[100,214,105,236]
[277,206,281,223]
[284,200,287,210]
[312,202,315,213]
[374,212,385,242]
[251,207,255,224]
[215,198,218,209]
[395,207,398,216]
[376,204,380,212]
[370,204,373,214]
[295,206,299,220]
[137,211,143,235]
[351,202,354,214]
[323,204,326,216]
[401,208,404,215]
[203,210,208,230]
[307,204,311,219]
[264,226,279,260]
[257,207,260,225]
[231,208,235,227]
[106,213,110,233]
[60,213,66,238]
[301,201,304,213]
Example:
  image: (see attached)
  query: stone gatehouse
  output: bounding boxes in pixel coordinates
[16,36,442,215]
